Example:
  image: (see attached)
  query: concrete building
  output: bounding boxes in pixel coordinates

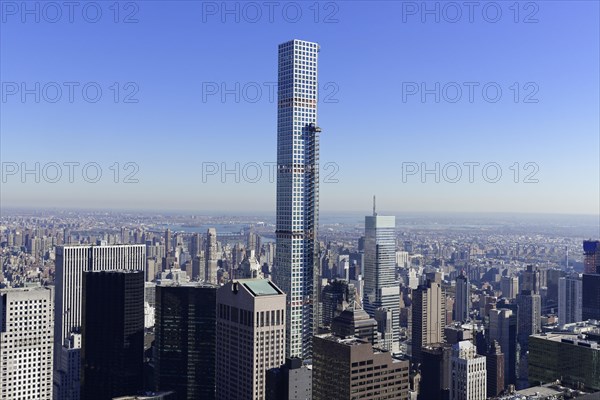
[313,335,410,400]
[450,341,487,400]
[266,358,312,400]
[205,228,219,284]
[486,341,504,398]
[454,273,470,323]
[411,277,446,364]
[216,279,286,400]
[0,286,54,400]
[500,276,518,300]
[582,273,600,321]
[53,333,81,400]
[273,39,321,360]
[489,308,518,386]
[517,290,541,352]
[558,275,582,325]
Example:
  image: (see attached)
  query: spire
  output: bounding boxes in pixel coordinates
[373,195,377,216]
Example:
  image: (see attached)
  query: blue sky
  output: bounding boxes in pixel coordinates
[1,1,599,215]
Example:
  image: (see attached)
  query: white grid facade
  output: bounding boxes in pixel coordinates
[0,287,54,400]
[274,39,320,359]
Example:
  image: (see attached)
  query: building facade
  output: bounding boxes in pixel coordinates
[82,270,145,400]
[528,333,600,391]
[454,273,470,323]
[273,39,321,359]
[412,277,446,364]
[313,335,410,400]
[0,287,54,400]
[450,341,487,400]
[558,275,582,325]
[216,279,286,400]
[362,211,400,352]
[154,282,218,400]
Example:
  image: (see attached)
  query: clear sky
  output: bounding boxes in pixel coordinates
[1,1,598,215]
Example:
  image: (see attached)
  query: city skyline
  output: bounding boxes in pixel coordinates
[1,1,600,399]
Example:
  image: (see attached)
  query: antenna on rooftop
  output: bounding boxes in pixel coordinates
[373,195,377,216]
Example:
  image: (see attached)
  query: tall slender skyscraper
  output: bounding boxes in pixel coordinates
[558,275,582,325]
[412,277,446,364]
[362,203,400,352]
[205,228,218,284]
[454,272,470,323]
[273,39,321,359]
[1,287,54,400]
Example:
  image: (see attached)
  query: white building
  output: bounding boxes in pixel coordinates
[451,341,487,400]
[0,286,54,400]
[396,251,409,268]
[216,279,286,400]
[272,39,321,359]
[558,275,582,325]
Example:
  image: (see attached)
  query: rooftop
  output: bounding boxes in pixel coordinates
[236,279,283,297]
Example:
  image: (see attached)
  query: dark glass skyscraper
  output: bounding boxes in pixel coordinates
[82,270,144,400]
[155,282,217,400]
[273,39,321,359]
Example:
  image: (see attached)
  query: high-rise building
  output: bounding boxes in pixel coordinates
[54,333,81,400]
[0,287,54,400]
[205,228,218,284]
[558,275,582,325]
[154,282,218,400]
[516,290,541,352]
[165,229,172,254]
[418,344,452,400]
[450,341,487,400]
[529,333,600,392]
[520,265,541,295]
[330,302,378,345]
[54,244,145,398]
[54,244,146,350]
[486,341,504,398]
[501,276,518,300]
[82,270,145,400]
[362,207,400,352]
[454,273,470,322]
[582,273,600,321]
[411,277,446,364]
[190,232,201,258]
[319,279,356,330]
[265,358,312,400]
[216,279,286,400]
[488,308,518,387]
[273,39,321,360]
[313,335,410,400]
[583,240,600,274]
